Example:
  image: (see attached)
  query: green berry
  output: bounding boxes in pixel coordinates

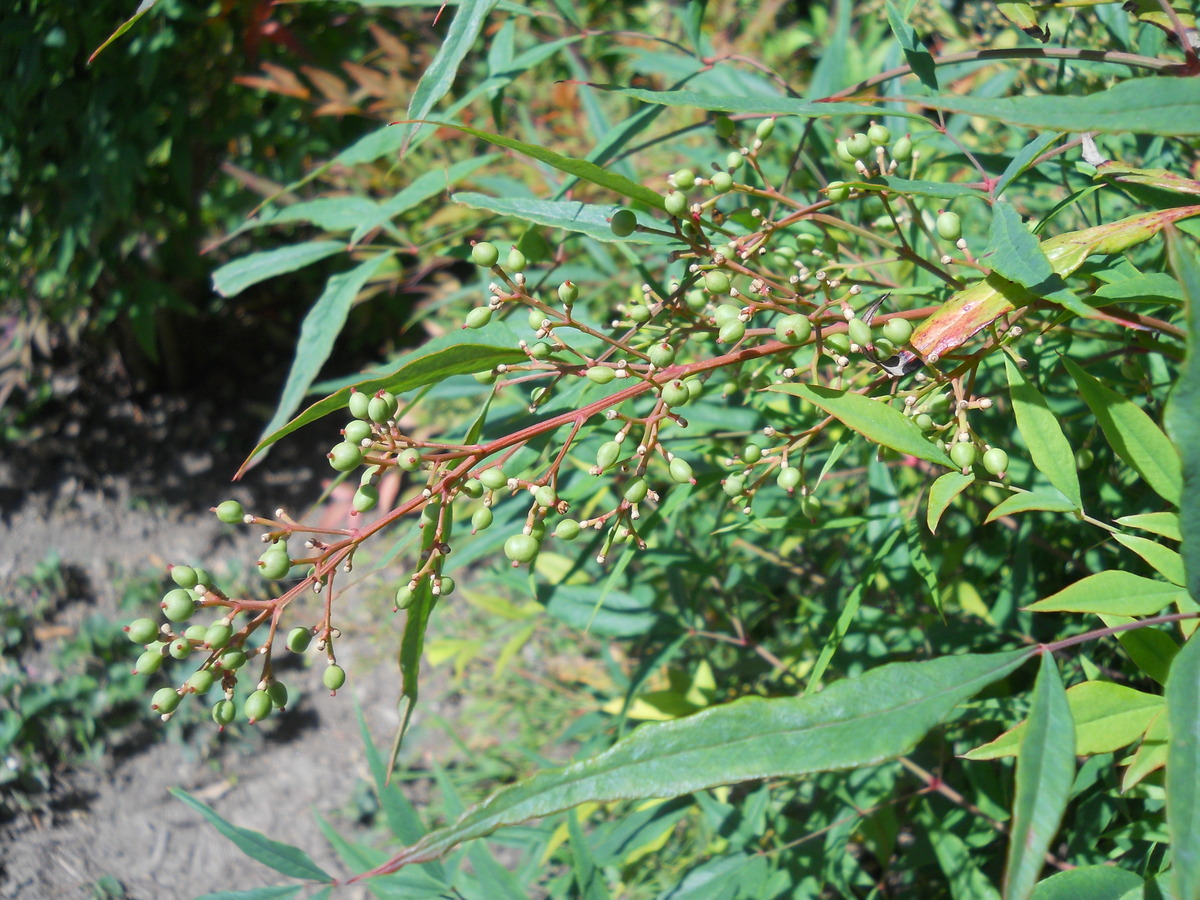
[267,681,288,709]
[847,317,873,348]
[801,495,822,519]
[169,638,192,660]
[826,181,849,202]
[685,378,704,401]
[185,624,208,643]
[170,565,198,589]
[368,392,397,424]
[529,341,553,360]
[204,623,233,650]
[628,305,652,324]
[704,271,731,294]
[915,413,934,431]
[1075,448,1095,470]
[533,485,557,509]
[586,365,615,385]
[245,690,273,723]
[882,317,914,345]
[714,303,741,324]
[714,115,735,139]
[777,466,802,492]
[741,444,762,464]
[726,150,744,170]
[465,306,493,329]
[216,649,247,671]
[471,506,494,533]
[161,589,196,623]
[610,209,638,237]
[187,669,216,695]
[258,549,291,581]
[125,618,159,644]
[711,171,734,193]
[348,390,371,420]
[343,420,374,445]
[471,241,499,267]
[723,475,745,498]
[328,441,363,472]
[776,314,812,345]
[474,369,498,385]
[353,484,380,513]
[596,440,622,472]
[437,575,456,596]
[892,135,913,161]
[395,584,418,610]
[673,168,696,189]
[755,117,776,141]
[824,331,851,357]
[982,447,1010,476]
[661,380,691,407]
[396,448,422,471]
[664,190,688,217]
[555,518,582,541]
[873,337,896,357]
[505,533,540,564]
[669,457,695,484]
[845,132,871,159]
[286,627,311,653]
[936,211,962,242]
[795,233,818,253]
[134,648,164,675]
[950,441,977,470]
[649,342,677,369]
[212,699,236,727]
[868,123,891,145]
[479,468,508,490]
[215,500,245,524]
[323,665,347,693]
[151,688,181,714]
[558,281,579,305]
[506,247,527,271]
[718,320,746,344]
[624,477,649,504]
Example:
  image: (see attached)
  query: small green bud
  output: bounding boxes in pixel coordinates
[755,117,776,140]
[915,413,934,431]
[596,440,622,472]
[826,181,849,202]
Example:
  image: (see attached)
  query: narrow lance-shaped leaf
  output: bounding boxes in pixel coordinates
[766,383,953,466]
[988,202,1054,289]
[1165,228,1200,602]
[985,491,1079,523]
[453,193,677,245]
[212,241,345,299]
[1027,570,1186,617]
[1026,866,1141,900]
[1064,358,1182,506]
[1166,632,1200,900]
[89,0,160,63]
[349,649,1032,878]
[928,471,975,533]
[1002,652,1074,900]
[1004,357,1081,509]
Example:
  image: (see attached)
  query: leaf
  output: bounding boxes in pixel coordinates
[568,808,611,900]
[1166,632,1200,900]
[765,383,953,466]
[354,703,429,848]
[986,491,1079,523]
[1027,571,1185,617]
[915,78,1200,136]
[1065,358,1182,506]
[1117,512,1182,541]
[996,133,1061,199]
[1101,615,1180,686]
[89,0,160,63]
[996,1,1049,41]
[590,85,896,121]
[1003,653,1074,900]
[453,193,677,245]
[254,253,392,458]
[349,649,1032,874]
[398,0,498,150]
[212,241,345,299]
[193,888,304,900]
[928,471,975,533]
[988,203,1054,289]
[884,0,937,91]
[1113,533,1187,586]
[237,320,526,475]
[170,788,332,882]
[965,680,1162,760]
[1165,229,1200,603]
[1029,866,1142,900]
[391,578,436,778]
[1122,709,1169,792]
[1004,358,1081,508]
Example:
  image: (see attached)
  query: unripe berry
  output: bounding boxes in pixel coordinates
[268,682,288,709]
[169,638,192,660]
[479,468,508,490]
[396,448,422,471]
[323,665,347,693]
[555,518,582,541]
[328,441,363,472]
[1075,448,1095,470]
[343,420,373,445]
[714,115,735,139]
[664,191,688,217]
[506,247,527,271]
[755,117,776,140]
[882,317,914,345]
[437,575,455,596]
[824,332,851,356]
[982,447,1009,476]
[184,624,208,643]
[134,648,164,675]
[125,618,159,644]
[936,211,963,241]
[353,484,379,513]
[725,150,744,170]
[868,123,891,145]
[596,441,622,472]
[151,688,181,714]
[505,533,540,564]
[472,506,494,533]
[718,320,746,344]
[212,699,236,727]
[801,495,822,518]
[215,500,245,525]
[610,209,638,237]
[187,669,215,695]
[533,485,557,509]
[286,627,312,653]
[892,135,913,161]
[950,441,977,470]
[776,314,813,345]
[624,477,649,504]
[705,271,731,294]
[835,140,855,165]
[845,132,871,159]
[673,168,696,189]
[777,466,802,492]
[464,306,493,329]
[795,232,818,253]
[258,548,291,581]
[474,369,498,385]
[245,690,273,723]
[723,475,745,497]
[395,584,418,610]
[741,444,762,464]
[669,457,695,484]
[649,342,677,368]
[847,317,872,347]
[216,649,248,671]
[529,341,553,360]
[685,378,704,401]
[662,380,691,407]
[826,181,849,202]
[558,281,579,304]
[915,413,934,431]
[367,392,397,424]
[348,390,371,420]
[586,366,615,385]
[714,303,741,324]
[711,172,734,193]
[471,241,499,267]
[161,589,196,623]
[205,623,233,650]
[170,565,198,589]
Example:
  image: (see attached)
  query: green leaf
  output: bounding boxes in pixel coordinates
[965,680,1161,760]
[1064,357,1182,506]
[355,703,429,848]
[1003,653,1074,900]
[568,811,611,900]
[212,241,345,299]
[1113,533,1187,586]
[988,202,1054,289]
[1027,571,1185,617]
[254,253,392,458]
[591,85,897,122]
[1005,358,1081,508]
[1165,229,1200,603]
[170,788,332,883]
[996,132,1061,199]
[1117,512,1182,541]
[851,175,985,200]
[193,888,303,900]
[393,579,436,775]
[986,491,1079,523]
[243,196,382,234]
[884,0,937,91]
[765,383,953,466]
[88,0,160,63]
[917,78,1200,136]
[1166,633,1200,900]
[349,155,497,245]
[237,320,526,475]
[928,471,975,533]
[453,193,677,244]
[397,0,498,149]
[1100,615,1179,686]
[355,649,1031,871]
[1029,866,1142,900]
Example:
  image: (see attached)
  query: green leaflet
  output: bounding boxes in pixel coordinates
[987,202,1054,290]
[1165,229,1200,603]
[212,241,345,299]
[986,491,1079,523]
[1027,571,1185,617]
[349,649,1031,875]
[453,193,678,245]
[1166,632,1200,900]
[1005,358,1081,507]
[928,471,975,534]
